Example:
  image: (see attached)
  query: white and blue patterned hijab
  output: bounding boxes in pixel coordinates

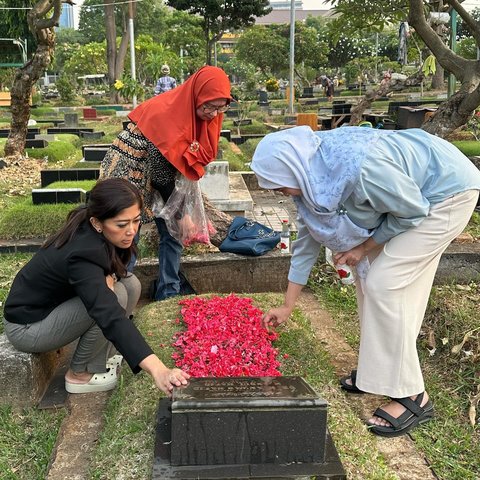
[251,126,385,276]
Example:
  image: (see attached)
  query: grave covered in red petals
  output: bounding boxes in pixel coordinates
[152,294,346,479]
[172,294,282,377]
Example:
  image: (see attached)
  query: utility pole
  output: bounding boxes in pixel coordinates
[288,0,295,115]
[128,0,137,108]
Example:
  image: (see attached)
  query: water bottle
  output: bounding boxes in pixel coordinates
[280,220,290,254]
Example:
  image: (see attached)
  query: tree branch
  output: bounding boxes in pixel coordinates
[445,0,480,46]
[408,0,468,79]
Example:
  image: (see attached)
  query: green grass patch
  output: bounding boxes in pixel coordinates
[45,179,96,191]
[452,140,480,157]
[0,253,32,333]
[219,137,247,171]
[30,107,56,117]
[465,211,480,239]
[0,198,75,240]
[0,405,65,480]
[308,259,480,480]
[89,294,399,479]
[26,139,80,163]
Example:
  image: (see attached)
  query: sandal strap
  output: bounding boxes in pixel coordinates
[391,392,425,417]
[373,407,402,429]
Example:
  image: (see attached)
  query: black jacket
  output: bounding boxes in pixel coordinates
[4,222,153,373]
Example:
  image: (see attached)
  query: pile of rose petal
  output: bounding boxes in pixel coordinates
[172,294,282,377]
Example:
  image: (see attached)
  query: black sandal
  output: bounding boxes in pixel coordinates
[367,392,434,438]
[340,369,365,394]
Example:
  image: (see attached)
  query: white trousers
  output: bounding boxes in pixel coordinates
[355,189,479,398]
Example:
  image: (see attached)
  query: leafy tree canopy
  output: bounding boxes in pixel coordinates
[0,0,36,54]
[78,0,168,43]
[167,0,272,63]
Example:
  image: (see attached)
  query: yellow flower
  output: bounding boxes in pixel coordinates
[114,79,124,90]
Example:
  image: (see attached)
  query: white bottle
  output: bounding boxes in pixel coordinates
[334,263,356,285]
[280,219,290,254]
[325,247,356,285]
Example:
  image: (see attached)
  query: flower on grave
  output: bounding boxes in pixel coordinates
[172,294,282,377]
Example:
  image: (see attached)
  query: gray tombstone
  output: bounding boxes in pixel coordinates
[63,112,79,128]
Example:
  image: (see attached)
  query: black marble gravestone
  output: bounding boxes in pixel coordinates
[153,376,346,479]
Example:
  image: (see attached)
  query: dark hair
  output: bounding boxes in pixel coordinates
[43,178,143,277]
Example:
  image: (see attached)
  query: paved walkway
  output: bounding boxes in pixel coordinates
[249,189,298,232]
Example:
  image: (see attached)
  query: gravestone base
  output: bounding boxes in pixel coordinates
[153,377,346,479]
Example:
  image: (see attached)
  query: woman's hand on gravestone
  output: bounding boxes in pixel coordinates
[140,354,190,397]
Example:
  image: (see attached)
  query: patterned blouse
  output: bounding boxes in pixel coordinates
[100,122,177,223]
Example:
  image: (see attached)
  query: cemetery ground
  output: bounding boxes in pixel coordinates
[0,99,479,479]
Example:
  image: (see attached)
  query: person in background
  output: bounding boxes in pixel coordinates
[101,66,231,301]
[251,125,480,437]
[3,179,190,395]
[319,75,334,101]
[154,64,177,95]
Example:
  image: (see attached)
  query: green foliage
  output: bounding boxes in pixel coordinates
[0,0,36,55]
[63,42,107,78]
[78,0,168,43]
[167,0,272,63]
[0,68,15,91]
[55,75,77,103]
[325,0,408,37]
[115,75,145,102]
[236,25,288,75]
[456,38,477,60]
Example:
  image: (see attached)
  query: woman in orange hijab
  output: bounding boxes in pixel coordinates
[101,66,231,301]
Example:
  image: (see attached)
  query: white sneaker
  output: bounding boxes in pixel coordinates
[65,369,117,394]
[106,354,123,370]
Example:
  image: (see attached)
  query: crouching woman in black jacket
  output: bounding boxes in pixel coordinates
[3,178,189,395]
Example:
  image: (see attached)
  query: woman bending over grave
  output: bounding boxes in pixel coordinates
[101,65,231,301]
[3,178,189,395]
[251,126,480,437]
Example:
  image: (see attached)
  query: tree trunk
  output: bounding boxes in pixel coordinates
[349,71,425,126]
[202,195,233,246]
[422,91,472,137]
[4,0,62,159]
[431,60,444,90]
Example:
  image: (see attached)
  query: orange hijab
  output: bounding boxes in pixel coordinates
[128,66,231,180]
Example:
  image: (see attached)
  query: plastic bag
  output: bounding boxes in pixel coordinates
[159,175,215,246]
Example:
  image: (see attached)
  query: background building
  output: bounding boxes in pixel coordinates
[58,3,74,29]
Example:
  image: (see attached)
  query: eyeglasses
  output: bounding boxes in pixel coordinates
[202,103,230,114]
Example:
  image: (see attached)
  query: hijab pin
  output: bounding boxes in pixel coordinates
[189,140,200,153]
